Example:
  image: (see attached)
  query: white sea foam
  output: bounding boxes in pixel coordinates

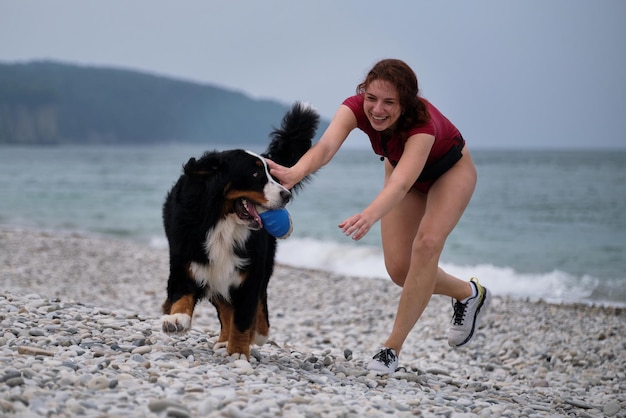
[275,238,620,306]
[151,235,621,306]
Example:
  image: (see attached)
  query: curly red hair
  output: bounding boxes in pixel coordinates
[356,59,430,135]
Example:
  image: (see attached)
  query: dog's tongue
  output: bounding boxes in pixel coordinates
[249,203,263,228]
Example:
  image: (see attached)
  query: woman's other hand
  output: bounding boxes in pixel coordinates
[339,213,374,241]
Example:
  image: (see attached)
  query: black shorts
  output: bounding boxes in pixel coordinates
[417,135,465,182]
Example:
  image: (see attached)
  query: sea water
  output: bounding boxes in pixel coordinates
[1,144,624,306]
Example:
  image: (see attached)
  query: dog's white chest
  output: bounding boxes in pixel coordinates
[190,217,250,299]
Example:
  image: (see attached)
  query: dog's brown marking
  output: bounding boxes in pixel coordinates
[169,294,195,317]
[213,297,233,345]
[228,322,254,359]
[256,299,269,339]
[213,295,257,359]
[162,299,172,315]
[222,188,268,217]
[225,190,268,205]
[162,265,202,315]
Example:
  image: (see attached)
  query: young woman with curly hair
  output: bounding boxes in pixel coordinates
[267,58,491,374]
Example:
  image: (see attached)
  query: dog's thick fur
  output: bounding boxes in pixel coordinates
[161,103,319,359]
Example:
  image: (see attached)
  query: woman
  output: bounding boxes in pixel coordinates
[267,59,491,375]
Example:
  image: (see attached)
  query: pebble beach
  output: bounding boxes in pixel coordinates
[1,226,624,417]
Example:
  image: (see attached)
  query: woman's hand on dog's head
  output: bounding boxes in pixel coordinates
[266,158,297,190]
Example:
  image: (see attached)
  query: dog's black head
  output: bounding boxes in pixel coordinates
[182,149,291,230]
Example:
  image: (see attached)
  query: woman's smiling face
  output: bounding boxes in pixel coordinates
[363,79,402,132]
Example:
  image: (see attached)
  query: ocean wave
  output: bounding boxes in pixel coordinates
[149,235,624,307]
[275,238,625,307]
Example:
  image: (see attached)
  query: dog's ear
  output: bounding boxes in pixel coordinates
[183,158,198,176]
[183,157,219,177]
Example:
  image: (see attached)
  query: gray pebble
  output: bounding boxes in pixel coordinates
[6,377,25,387]
[29,328,45,336]
[166,406,192,418]
[0,369,21,383]
[604,401,621,416]
[148,399,189,413]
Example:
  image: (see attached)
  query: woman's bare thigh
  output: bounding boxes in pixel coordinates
[419,149,477,242]
[380,150,477,285]
[380,161,426,284]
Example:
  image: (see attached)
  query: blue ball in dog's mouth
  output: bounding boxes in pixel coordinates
[259,208,293,239]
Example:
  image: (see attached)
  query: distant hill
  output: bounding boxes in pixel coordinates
[0,61,327,145]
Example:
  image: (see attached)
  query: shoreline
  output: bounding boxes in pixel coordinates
[1,226,624,417]
[3,223,624,310]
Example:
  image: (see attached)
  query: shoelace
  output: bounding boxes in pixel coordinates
[373,348,396,367]
[452,300,468,325]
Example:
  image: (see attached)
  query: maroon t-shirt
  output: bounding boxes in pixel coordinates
[342,94,462,168]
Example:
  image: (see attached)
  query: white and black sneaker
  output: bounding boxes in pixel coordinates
[448,278,491,348]
[367,347,398,375]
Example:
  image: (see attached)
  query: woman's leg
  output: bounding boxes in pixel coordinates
[380,161,426,287]
[383,150,478,354]
[381,160,474,298]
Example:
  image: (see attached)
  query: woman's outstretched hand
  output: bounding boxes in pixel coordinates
[339,213,374,241]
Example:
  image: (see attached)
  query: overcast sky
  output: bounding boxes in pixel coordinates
[1,0,625,149]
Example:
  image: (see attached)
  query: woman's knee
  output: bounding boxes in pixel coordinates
[383,232,445,286]
[411,231,445,262]
[384,254,409,287]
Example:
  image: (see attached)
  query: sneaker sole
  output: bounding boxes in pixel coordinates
[367,363,397,375]
[452,284,491,347]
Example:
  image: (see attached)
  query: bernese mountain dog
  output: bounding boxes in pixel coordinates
[161,102,319,360]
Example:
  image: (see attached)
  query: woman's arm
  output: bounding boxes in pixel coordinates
[267,105,357,189]
[340,133,435,240]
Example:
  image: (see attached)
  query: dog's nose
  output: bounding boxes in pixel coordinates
[280,189,292,203]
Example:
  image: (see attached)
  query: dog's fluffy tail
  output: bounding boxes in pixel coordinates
[263,102,319,192]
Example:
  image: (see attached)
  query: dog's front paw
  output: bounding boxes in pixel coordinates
[229,353,248,361]
[161,313,191,334]
[213,341,228,350]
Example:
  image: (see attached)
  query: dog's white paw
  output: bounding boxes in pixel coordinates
[229,353,247,361]
[213,341,228,350]
[161,313,191,334]
[253,333,269,346]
